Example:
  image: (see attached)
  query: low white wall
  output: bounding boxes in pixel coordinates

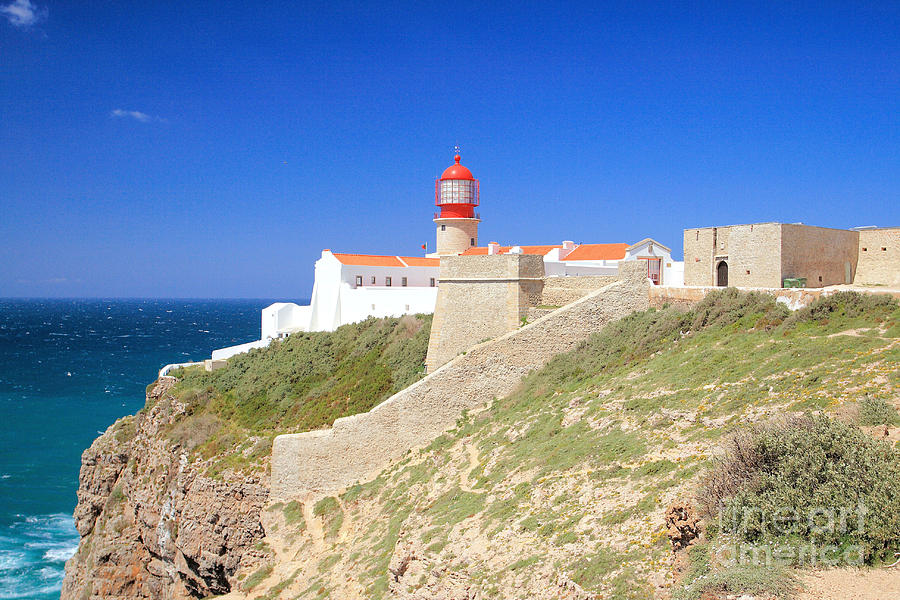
[211,339,270,361]
[158,361,205,378]
[665,261,685,287]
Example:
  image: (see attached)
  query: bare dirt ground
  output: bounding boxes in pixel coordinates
[796,567,900,600]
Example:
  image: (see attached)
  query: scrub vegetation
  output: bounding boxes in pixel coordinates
[234,290,899,599]
[156,314,432,474]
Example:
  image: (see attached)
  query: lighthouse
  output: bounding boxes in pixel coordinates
[433,153,480,255]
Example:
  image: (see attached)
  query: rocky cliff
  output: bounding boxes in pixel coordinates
[61,378,269,599]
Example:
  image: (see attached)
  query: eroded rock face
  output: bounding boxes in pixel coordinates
[61,380,269,600]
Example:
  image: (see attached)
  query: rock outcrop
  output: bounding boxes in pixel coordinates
[61,379,269,600]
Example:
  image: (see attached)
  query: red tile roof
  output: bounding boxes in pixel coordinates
[399,256,440,267]
[332,253,404,267]
[561,243,628,261]
[330,253,438,267]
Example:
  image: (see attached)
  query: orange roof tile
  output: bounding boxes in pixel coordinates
[400,256,440,267]
[562,243,628,261]
[331,253,405,267]
[330,253,439,267]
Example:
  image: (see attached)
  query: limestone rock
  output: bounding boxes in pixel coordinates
[60,380,268,600]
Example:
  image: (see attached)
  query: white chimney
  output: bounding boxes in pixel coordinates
[560,240,576,259]
[488,241,501,255]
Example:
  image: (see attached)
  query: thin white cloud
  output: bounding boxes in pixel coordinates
[110,109,166,123]
[1,0,46,28]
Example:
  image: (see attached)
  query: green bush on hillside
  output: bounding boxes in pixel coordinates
[857,395,900,427]
[161,314,431,465]
[782,291,898,332]
[699,414,900,564]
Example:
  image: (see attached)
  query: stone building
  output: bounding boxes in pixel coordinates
[855,227,900,287]
[683,222,898,288]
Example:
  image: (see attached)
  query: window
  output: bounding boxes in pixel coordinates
[470,237,475,246]
[882,247,887,251]
[401,277,408,287]
[371,304,375,310]
[818,276,823,282]
[371,276,376,284]
[441,225,446,231]
[429,277,435,287]
[404,304,410,311]
[385,277,392,286]
[862,248,868,252]
[355,275,362,287]
[746,270,751,275]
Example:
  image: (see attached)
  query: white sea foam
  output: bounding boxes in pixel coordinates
[42,544,77,562]
[38,565,60,579]
[0,514,77,597]
[0,549,26,571]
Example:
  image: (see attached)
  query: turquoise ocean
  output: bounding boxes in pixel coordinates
[0,299,281,599]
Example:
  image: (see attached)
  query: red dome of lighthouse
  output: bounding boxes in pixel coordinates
[440,155,475,180]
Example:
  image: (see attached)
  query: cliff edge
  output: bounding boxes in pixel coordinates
[61,378,269,599]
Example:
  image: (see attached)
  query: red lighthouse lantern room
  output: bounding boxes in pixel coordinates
[435,154,480,218]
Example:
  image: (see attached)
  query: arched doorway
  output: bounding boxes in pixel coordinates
[716,261,728,287]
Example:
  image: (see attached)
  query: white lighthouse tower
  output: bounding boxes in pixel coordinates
[433,152,480,255]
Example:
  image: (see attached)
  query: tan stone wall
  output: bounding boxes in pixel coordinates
[540,276,618,306]
[270,261,650,499]
[683,223,857,288]
[780,224,858,287]
[424,254,544,372]
[434,218,479,255]
[855,228,900,287]
[684,224,784,287]
[683,227,716,286]
[726,223,783,287]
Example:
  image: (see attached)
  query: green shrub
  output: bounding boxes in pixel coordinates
[857,396,900,427]
[782,291,897,331]
[283,500,305,527]
[674,541,796,600]
[699,415,900,564]
[155,314,431,470]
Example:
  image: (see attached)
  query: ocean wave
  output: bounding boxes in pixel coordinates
[0,579,63,599]
[42,544,77,562]
[0,549,26,571]
[0,514,77,598]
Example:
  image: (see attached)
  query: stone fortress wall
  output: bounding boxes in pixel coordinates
[780,224,859,287]
[684,223,894,289]
[424,254,545,373]
[856,227,900,287]
[270,261,650,499]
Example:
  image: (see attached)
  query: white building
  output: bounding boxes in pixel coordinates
[261,250,440,338]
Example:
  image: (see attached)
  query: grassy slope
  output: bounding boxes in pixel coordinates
[245,291,898,599]
[156,314,432,476]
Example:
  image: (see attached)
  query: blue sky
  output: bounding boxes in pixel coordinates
[2,1,898,298]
